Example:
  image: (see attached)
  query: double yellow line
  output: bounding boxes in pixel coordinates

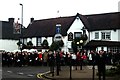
[37,73,43,78]
[37,71,50,78]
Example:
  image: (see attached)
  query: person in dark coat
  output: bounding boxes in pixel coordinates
[18,52,22,67]
[2,52,7,66]
[9,52,14,66]
[6,52,11,67]
[96,50,106,80]
[48,51,55,73]
[34,52,39,66]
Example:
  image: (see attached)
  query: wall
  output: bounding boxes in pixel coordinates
[67,17,85,36]
[90,30,119,41]
[27,37,53,47]
[25,17,89,53]
[0,39,18,52]
[65,17,89,52]
[41,37,53,46]
[118,29,120,41]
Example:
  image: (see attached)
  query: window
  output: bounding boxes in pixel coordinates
[37,37,42,46]
[101,32,111,40]
[108,47,120,53]
[74,32,82,39]
[95,32,99,39]
[106,32,111,39]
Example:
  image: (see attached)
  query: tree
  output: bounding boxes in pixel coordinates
[71,40,77,53]
[71,34,88,53]
[27,41,33,46]
[17,41,22,46]
[41,39,49,47]
[49,40,64,51]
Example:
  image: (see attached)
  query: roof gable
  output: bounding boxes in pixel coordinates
[2,21,20,40]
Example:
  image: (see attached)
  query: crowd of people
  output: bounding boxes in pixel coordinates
[2,50,70,67]
[2,49,120,80]
[2,49,120,67]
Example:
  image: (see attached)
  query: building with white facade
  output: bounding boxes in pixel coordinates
[1,12,120,53]
[0,18,21,52]
[84,12,120,52]
[23,12,120,53]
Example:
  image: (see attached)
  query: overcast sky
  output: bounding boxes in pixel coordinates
[0,0,120,27]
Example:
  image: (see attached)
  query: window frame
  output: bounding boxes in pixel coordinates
[74,32,82,39]
[95,32,99,39]
[101,32,111,40]
[108,47,120,53]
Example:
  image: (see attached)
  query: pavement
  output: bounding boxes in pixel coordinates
[41,65,117,80]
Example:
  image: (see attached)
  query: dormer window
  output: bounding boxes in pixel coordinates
[101,32,111,40]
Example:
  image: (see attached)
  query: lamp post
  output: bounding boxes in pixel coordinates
[80,40,83,70]
[77,40,83,70]
[19,3,23,44]
[20,43,23,54]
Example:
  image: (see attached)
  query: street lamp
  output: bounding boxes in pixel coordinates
[54,24,62,76]
[80,40,83,49]
[19,3,23,43]
[80,40,83,44]
[79,40,83,70]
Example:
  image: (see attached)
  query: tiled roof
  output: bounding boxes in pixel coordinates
[1,21,21,40]
[24,12,120,38]
[82,12,120,31]
[24,16,76,38]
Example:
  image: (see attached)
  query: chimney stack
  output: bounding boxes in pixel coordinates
[8,18,14,23]
[30,18,34,23]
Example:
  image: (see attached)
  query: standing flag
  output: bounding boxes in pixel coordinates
[13,18,21,34]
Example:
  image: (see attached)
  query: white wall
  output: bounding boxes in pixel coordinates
[67,17,84,35]
[25,17,89,53]
[0,39,18,52]
[111,30,118,41]
[42,37,53,46]
[65,17,89,52]
[32,37,37,46]
[118,29,120,41]
[28,37,53,47]
[46,37,53,46]
[90,30,119,41]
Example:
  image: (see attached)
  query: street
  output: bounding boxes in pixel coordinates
[2,66,50,79]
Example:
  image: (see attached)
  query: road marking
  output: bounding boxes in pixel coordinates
[37,73,43,78]
[37,71,51,78]
[7,71,12,73]
[27,74,34,77]
[18,72,24,75]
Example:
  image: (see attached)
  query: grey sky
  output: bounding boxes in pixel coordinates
[0,0,120,27]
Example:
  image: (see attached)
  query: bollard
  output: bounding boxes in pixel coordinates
[92,61,95,80]
[70,57,72,80]
[80,60,82,70]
